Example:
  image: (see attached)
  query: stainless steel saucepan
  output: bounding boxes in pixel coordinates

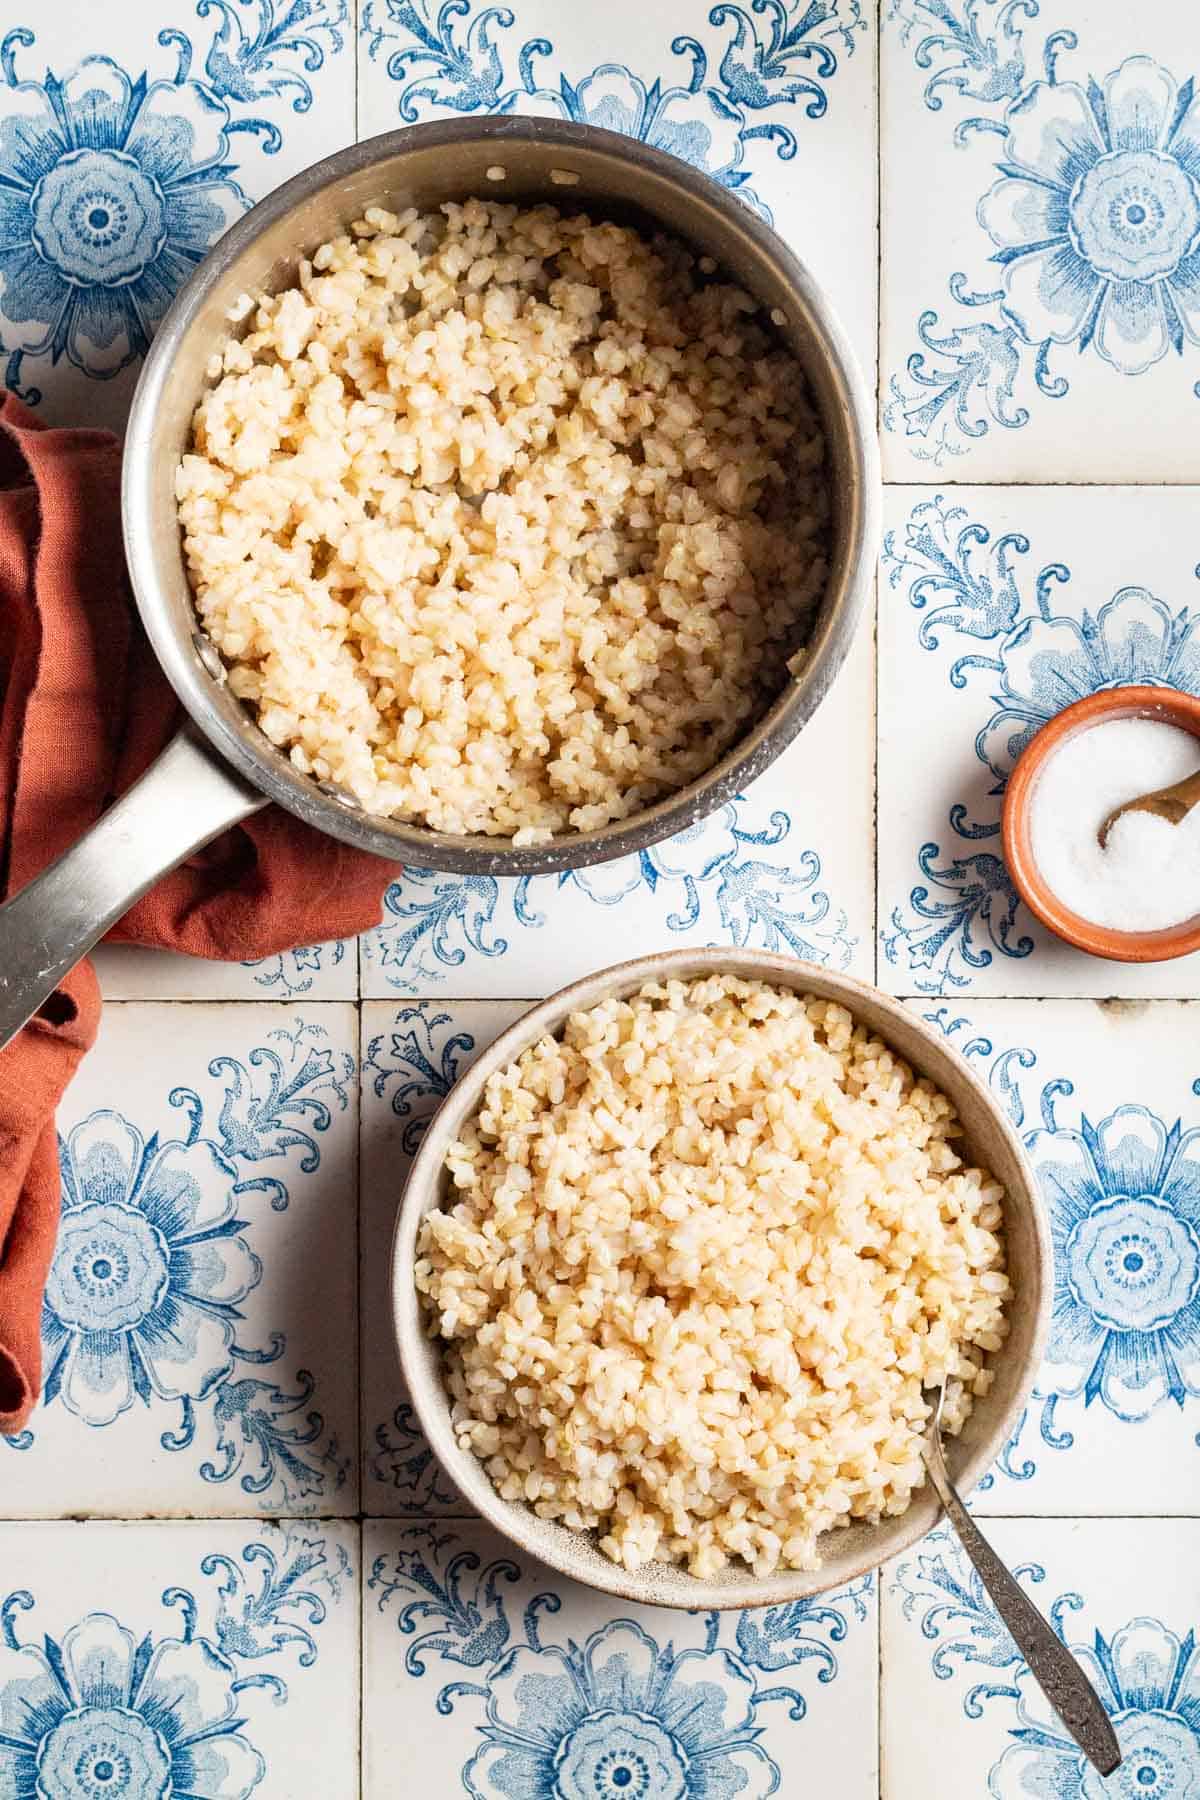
[0,118,879,1049]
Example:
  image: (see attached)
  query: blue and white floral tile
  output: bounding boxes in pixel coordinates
[91,938,359,1002]
[359,998,521,1517]
[881,1,1200,482]
[907,996,1200,1520]
[1,1002,360,1519]
[878,482,1200,1000]
[361,627,875,1000]
[356,0,878,383]
[363,1518,879,1800]
[0,1517,359,1799]
[882,1518,1200,1797]
[0,0,355,434]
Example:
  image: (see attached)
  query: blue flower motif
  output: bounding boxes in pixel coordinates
[886,0,1031,110]
[244,941,348,996]
[371,1400,458,1507]
[371,795,853,990]
[563,807,744,907]
[44,1111,260,1428]
[463,1619,779,1799]
[648,808,743,884]
[989,1618,1200,1798]
[980,56,1200,374]
[363,0,863,222]
[0,1609,263,1798]
[364,1005,476,1155]
[880,550,1200,992]
[560,856,646,908]
[974,587,1200,785]
[196,0,348,111]
[882,494,1029,645]
[528,64,747,186]
[1028,1107,1200,1420]
[0,39,248,380]
[897,1533,1200,1792]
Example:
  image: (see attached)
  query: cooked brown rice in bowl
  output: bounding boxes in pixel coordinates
[414,972,1012,1582]
[175,199,828,846]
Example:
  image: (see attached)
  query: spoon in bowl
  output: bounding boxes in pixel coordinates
[1098,766,1200,848]
[923,1382,1121,1777]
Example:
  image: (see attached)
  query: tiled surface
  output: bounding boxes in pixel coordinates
[906,998,1200,1520]
[357,0,880,382]
[3,1004,359,1517]
[3,0,356,436]
[878,484,1200,998]
[0,1520,359,1797]
[363,1518,879,1798]
[358,999,520,1516]
[6,0,1200,1794]
[883,1520,1200,1797]
[92,940,358,1002]
[880,1,1200,482]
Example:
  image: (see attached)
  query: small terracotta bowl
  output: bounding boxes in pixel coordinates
[1002,684,1200,963]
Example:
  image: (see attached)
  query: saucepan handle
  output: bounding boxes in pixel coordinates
[0,729,265,1051]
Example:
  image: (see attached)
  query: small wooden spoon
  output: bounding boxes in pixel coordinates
[1098,768,1200,848]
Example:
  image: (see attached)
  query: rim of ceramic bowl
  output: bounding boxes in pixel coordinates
[1001,685,1200,964]
[390,948,1051,1608]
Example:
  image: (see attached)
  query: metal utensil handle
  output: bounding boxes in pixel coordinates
[0,729,264,1051]
[923,1450,1122,1776]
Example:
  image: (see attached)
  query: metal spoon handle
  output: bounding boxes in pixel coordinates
[922,1449,1121,1776]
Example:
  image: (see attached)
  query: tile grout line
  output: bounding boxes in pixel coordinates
[353,13,364,1797]
[358,1520,365,1800]
[355,997,366,1799]
[2,1510,1191,1524]
[352,0,360,146]
[874,16,884,1794]
[105,986,1200,1010]
[872,0,883,1003]
[882,477,1200,487]
[877,1583,885,1800]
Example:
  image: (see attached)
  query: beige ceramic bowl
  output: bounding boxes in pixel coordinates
[391,949,1051,1607]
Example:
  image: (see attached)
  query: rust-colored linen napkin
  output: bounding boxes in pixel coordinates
[0,394,400,1435]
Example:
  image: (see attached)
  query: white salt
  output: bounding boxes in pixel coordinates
[1028,717,1200,931]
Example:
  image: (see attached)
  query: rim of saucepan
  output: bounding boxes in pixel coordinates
[122,117,879,877]
[1002,685,1200,964]
[391,947,1051,1607]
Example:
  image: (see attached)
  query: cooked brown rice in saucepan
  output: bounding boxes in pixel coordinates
[415,976,1010,1579]
[175,200,828,844]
